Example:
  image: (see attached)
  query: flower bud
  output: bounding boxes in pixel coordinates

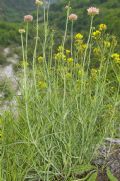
[19,29,25,33]
[35,0,43,6]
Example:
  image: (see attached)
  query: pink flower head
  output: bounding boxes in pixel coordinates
[68,14,78,21]
[24,15,33,22]
[87,7,99,16]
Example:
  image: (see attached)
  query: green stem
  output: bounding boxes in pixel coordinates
[33,6,39,91]
[43,5,50,87]
[70,20,74,57]
[21,34,25,61]
[63,74,66,111]
[62,4,70,49]
[25,22,29,61]
[83,16,94,67]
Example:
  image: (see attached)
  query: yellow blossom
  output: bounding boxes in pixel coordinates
[58,45,64,52]
[111,53,120,64]
[99,24,107,31]
[54,53,66,61]
[67,58,74,64]
[75,33,83,40]
[92,30,101,38]
[38,56,44,63]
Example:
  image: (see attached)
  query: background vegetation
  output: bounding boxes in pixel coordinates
[0,0,120,46]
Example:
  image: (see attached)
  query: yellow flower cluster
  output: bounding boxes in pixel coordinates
[58,45,64,52]
[92,30,101,38]
[75,33,83,40]
[67,57,74,64]
[54,52,66,61]
[54,45,66,61]
[111,53,120,64]
[99,24,107,31]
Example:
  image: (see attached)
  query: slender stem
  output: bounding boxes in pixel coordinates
[25,22,29,61]
[79,16,94,112]
[63,74,66,111]
[43,4,50,86]
[33,6,39,91]
[83,16,94,67]
[70,20,74,57]
[21,34,25,61]
[23,22,35,145]
[62,5,70,49]
[43,6,47,55]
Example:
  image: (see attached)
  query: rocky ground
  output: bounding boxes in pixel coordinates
[91,138,120,181]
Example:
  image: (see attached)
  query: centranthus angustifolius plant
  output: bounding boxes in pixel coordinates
[1,1,120,181]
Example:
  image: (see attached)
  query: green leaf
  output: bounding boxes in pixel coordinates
[107,169,117,181]
[71,164,95,173]
[87,172,97,181]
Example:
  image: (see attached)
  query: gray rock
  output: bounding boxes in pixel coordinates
[91,138,120,180]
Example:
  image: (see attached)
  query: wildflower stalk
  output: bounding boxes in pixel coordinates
[70,20,74,57]
[21,33,25,62]
[33,6,39,91]
[43,3,50,90]
[49,31,54,69]
[63,74,66,111]
[21,32,27,91]
[83,15,94,66]
[23,22,36,147]
[80,16,94,110]
[43,5,47,60]
[62,3,70,49]
[25,22,29,61]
